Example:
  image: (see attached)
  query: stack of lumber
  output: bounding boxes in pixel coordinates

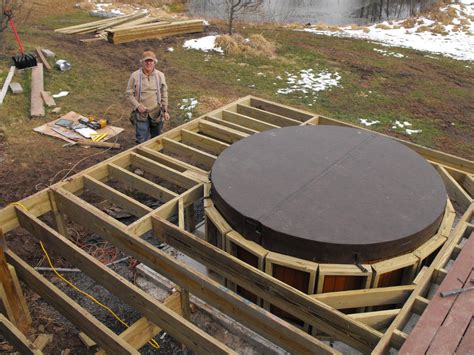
[107,19,205,44]
[55,12,148,35]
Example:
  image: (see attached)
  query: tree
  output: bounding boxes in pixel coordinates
[226,0,262,35]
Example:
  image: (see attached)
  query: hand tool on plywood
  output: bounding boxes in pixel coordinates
[79,116,108,130]
[440,278,474,297]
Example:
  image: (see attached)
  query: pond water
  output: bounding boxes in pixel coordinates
[187,0,436,25]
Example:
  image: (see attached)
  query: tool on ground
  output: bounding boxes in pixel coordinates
[440,279,474,298]
[90,133,108,142]
[79,116,108,130]
[2,8,37,69]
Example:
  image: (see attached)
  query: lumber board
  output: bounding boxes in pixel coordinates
[108,163,177,202]
[0,66,15,105]
[348,309,399,330]
[0,314,41,355]
[181,129,229,156]
[222,110,280,132]
[152,217,381,353]
[32,334,52,351]
[51,188,336,354]
[311,285,415,309]
[198,119,249,144]
[30,64,45,117]
[0,233,31,334]
[130,153,198,189]
[161,137,216,170]
[236,104,301,127]
[204,115,259,135]
[14,207,231,354]
[40,91,56,107]
[435,165,472,212]
[0,190,51,234]
[83,175,152,218]
[35,48,51,71]
[136,147,208,176]
[249,97,314,122]
[5,250,139,355]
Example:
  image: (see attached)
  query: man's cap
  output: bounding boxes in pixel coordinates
[141,50,157,63]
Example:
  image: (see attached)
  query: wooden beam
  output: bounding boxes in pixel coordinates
[5,251,139,355]
[198,120,249,144]
[222,110,280,132]
[311,285,415,309]
[109,163,177,202]
[30,64,45,117]
[181,129,229,156]
[51,188,336,354]
[0,231,31,333]
[435,165,472,212]
[0,66,15,105]
[40,91,56,107]
[204,116,258,135]
[0,314,42,355]
[14,207,232,354]
[236,104,301,127]
[136,147,208,176]
[130,153,198,189]
[83,175,152,218]
[249,97,314,122]
[152,217,381,353]
[348,309,399,330]
[161,137,216,170]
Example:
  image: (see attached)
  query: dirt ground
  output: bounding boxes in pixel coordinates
[0,0,473,353]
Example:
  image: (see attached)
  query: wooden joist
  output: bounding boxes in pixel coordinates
[35,48,51,71]
[50,188,336,354]
[0,314,42,355]
[152,217,382,353]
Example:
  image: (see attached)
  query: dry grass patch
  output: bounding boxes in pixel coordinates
[215,33,276,58]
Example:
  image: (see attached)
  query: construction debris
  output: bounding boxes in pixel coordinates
[30,64,45,117]
[35,47,52,71]
[41,91,56,107]
[107,19,205,44]
[0,66,15,105]
[9,82,22,94]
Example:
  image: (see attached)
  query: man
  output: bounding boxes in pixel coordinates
[126,50,170,144]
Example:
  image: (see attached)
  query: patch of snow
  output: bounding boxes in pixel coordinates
[359,118,380,126]
[276,69,341,95]
[406,129,423,135]
[179,98,198,121]
[303,3,474,61]
[52,91,69,98]
[373,48,405,58]
[183,35,223,53]
[167,47,174,52]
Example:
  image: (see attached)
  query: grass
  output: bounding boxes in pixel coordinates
[0,7,472,161]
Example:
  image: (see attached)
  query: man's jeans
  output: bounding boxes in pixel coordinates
[135,118,163,144]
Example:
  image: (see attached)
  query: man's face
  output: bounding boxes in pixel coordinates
[143,59,155,72]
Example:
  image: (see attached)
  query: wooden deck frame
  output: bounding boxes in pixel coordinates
[0,313,42,355]
[204,203,232,249]
[1,95,473,353]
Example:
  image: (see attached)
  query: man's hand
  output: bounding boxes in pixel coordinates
[163,112,170,121]
[137,104,147,114]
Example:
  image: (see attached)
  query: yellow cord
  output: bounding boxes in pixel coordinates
[9,202,160,349]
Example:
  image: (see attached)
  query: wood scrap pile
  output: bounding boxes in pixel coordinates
[107,19,205,44]
[55,12,205,44]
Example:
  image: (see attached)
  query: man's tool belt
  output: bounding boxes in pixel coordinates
[129,107,163,125]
